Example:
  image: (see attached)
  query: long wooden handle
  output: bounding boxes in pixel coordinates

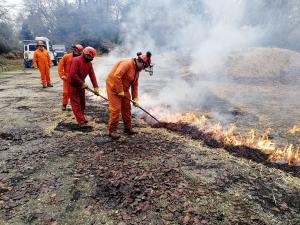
[86,87,109,101]
[123,96,161,124]
[87,87,161,124]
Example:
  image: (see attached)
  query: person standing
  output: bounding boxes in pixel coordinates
[106,52,152,139]
[33,40,52,88]
[58,44,84,111]
[68,46,100,127]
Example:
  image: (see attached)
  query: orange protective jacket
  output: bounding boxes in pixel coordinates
[58,52,74,105]
[106,58,139,99]
[33,49,51,68]
[58,52,73,79]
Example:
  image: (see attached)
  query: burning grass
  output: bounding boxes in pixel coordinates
[87,89,300,168]
[288,125,300,135]
[88,91,300,168]
[141,110,300,168]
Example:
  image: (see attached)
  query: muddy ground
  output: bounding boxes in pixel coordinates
[0,63,300,225]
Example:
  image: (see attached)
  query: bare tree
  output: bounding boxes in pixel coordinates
[0,0,10,22]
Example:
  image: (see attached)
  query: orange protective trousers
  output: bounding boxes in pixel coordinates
[58,53,74,105]
[39,64,51,86]
[33,49,51,86]
[107,88,132,132]
[106,59,139,132]
[62,80,69,105]
[69,86,86,125]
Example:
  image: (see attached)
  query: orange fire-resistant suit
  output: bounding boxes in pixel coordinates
[69,55,99,125]
[106,58,139,132]
[33,48,51,86]
[58,53,75,105]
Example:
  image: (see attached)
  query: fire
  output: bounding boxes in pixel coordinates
[288,125,300,134]
[146,108,300,166]
[268,144,300,165]
[246,129,255,145]
[220,125,299,165]
[256,128,276,152]
[223,124,243,146]
[179,112,207,124]
[149,108,208,125]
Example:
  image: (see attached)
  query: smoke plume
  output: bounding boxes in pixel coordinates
[93,0,300,128]
[114,0,263,113]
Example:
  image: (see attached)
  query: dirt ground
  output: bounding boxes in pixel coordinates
[0,62,300,225]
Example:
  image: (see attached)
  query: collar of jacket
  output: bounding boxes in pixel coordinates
[132,58,138,72]
[130,58,138,85]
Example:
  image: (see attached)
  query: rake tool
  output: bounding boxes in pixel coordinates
[122,95,161,124]
[86,87,161,124]
[86,87,108,101]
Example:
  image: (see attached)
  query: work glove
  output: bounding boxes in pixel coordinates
[117,91,125,97]
[132,98,139,107]
[61,76,67,80]
[81,83,88,89]
[94,88,100,96]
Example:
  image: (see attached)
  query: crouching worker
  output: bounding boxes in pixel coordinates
[69,46,100,128]
[106,52,152,139]
[58,44,84,111]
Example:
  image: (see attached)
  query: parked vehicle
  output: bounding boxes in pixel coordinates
[53,45,67,62]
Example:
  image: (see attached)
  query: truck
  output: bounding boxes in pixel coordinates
[23,37,58,68]
[52,45,67,62]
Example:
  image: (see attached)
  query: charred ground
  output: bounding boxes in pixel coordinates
[0,65,299,225]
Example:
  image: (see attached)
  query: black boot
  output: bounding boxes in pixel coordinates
[109,131,120,140]
[124,129,138,135]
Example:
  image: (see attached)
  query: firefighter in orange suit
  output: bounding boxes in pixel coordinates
[33,40,52,88]
[58,44,84,111]
[69,47,100,127]
[106,52,152,139]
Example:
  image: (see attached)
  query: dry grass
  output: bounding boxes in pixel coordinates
[227,47,300,77]
[0,55,23,74]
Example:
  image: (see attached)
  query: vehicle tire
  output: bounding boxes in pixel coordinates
[52,59,58,66]
[24,60,33,68]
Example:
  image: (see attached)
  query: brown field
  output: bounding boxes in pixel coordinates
[0,49,299,225]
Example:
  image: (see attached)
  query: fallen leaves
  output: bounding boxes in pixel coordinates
[0,182,12,193]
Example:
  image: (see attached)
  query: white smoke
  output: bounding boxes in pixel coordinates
[89,0,300,152]
[110,0,264,114]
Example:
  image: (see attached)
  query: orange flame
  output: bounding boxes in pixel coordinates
[148,108,300,166]
[288,125,300,134]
